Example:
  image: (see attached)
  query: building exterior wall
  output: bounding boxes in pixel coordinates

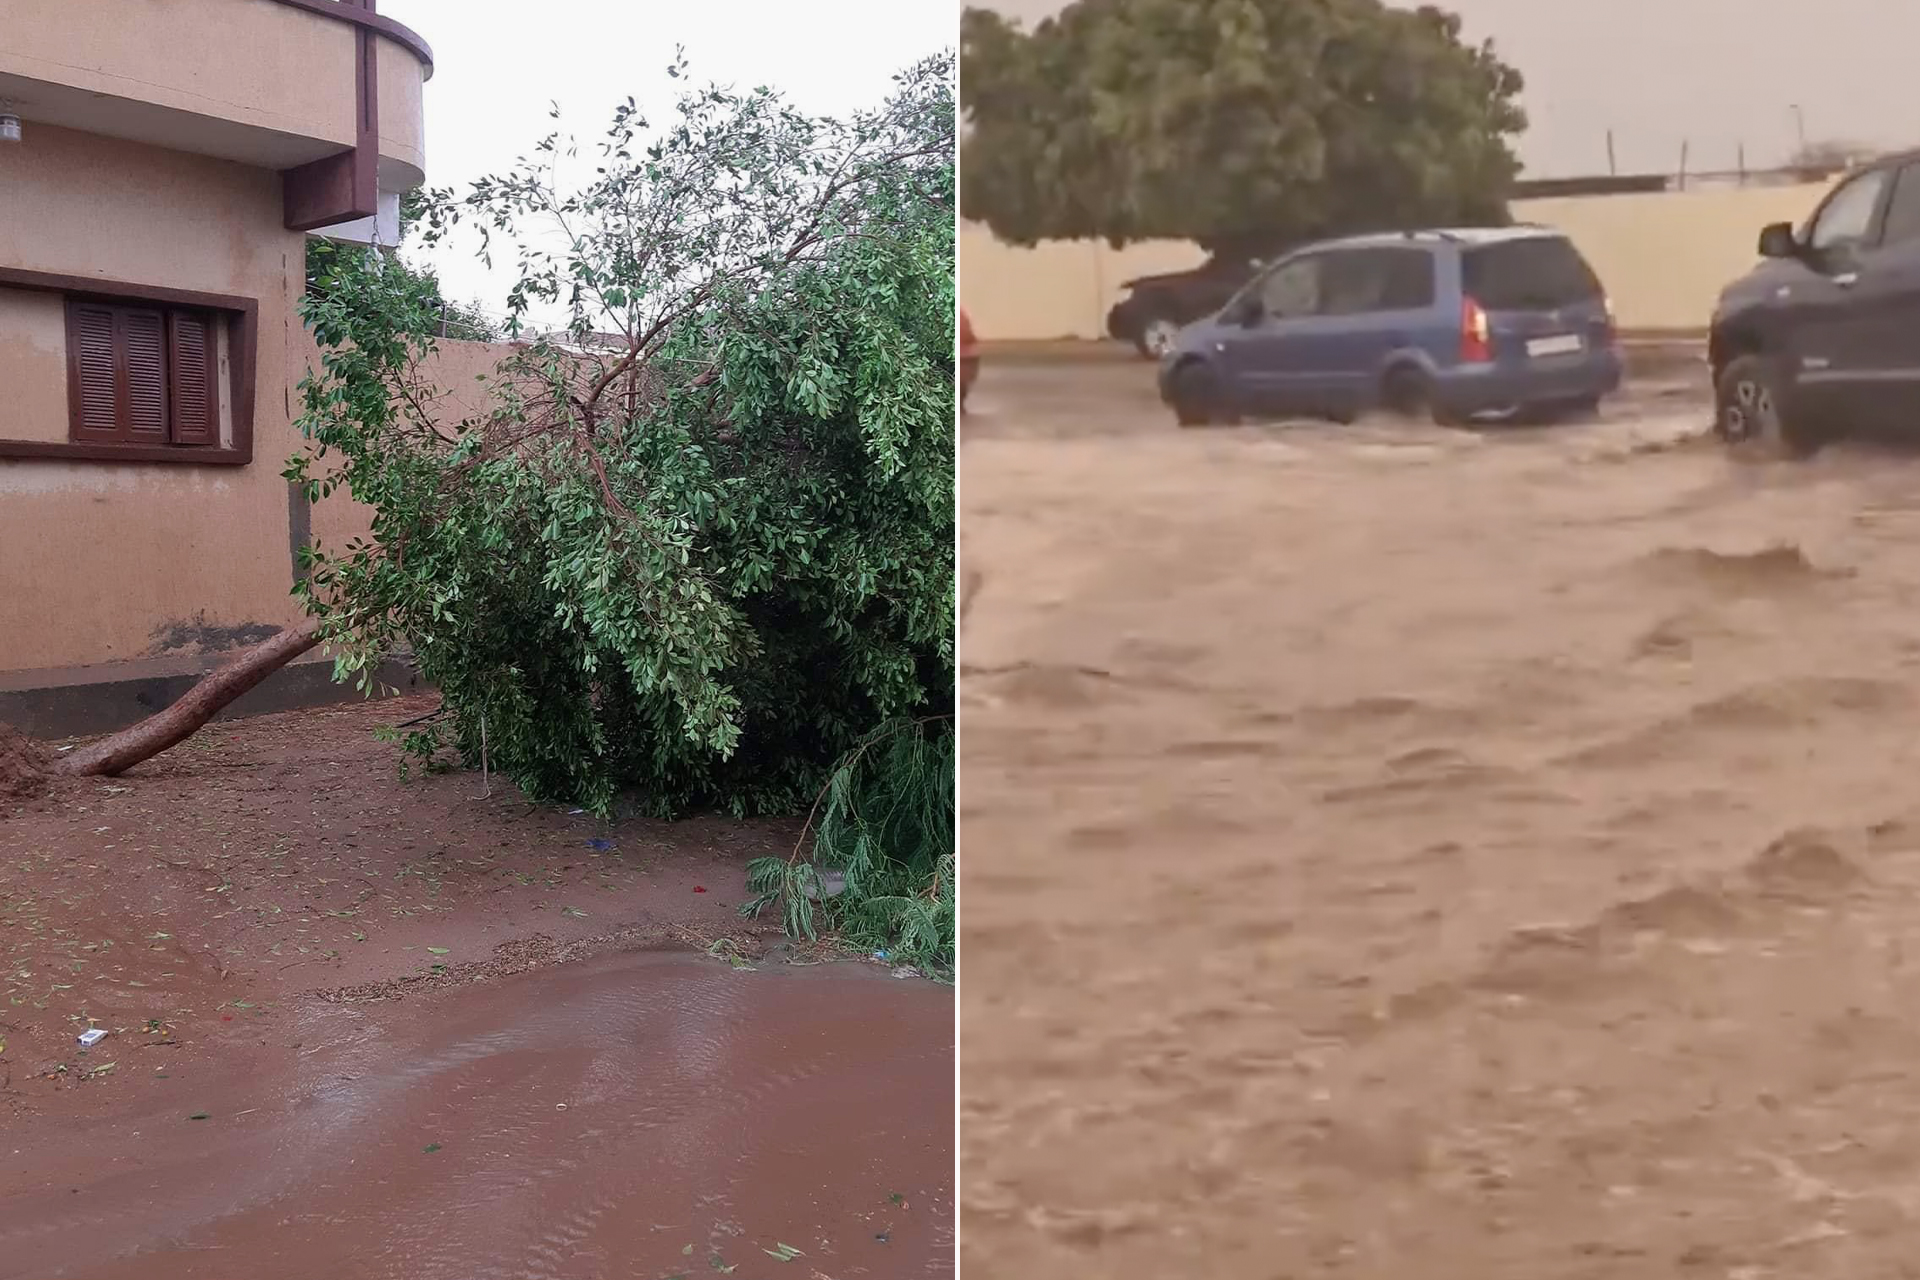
[0,126,304,671]
[0,0,358,155]
[0,124,511,677]
[374,36,429,181]
[0,289,69,443]
[959,181,1835,341]
[0,1,453,727]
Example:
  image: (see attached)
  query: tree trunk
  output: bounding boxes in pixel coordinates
[55,618,325,777]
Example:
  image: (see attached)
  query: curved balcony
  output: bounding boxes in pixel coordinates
[0,0,431,234]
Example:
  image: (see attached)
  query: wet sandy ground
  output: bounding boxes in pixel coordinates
[960,359,1920,1278]
[2,953,952,1280]
[0,700,953,1278]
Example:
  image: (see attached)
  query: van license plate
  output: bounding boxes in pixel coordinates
[1526,334,1584,357]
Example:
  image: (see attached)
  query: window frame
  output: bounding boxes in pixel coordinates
[1803,166,1892,254]
[1874,162,1920,250]
[0,268,256,466]
[1253,253,1325,319]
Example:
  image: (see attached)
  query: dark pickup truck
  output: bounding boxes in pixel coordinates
[1104,257,1262,358]
[1709,145,1920,456]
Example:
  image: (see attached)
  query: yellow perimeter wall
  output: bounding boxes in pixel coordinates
[960,182,1834,340]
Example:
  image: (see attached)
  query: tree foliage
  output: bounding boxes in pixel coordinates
[960,0,1527,260]
[743,716,954,972]
[305,191,502,342]
[288,50,955,858]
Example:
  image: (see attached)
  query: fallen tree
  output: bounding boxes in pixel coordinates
[12,51,957,966]
[53,619,324,778]
[1,619,321,793]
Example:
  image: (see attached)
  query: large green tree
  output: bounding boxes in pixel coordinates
[961,0,1527,261]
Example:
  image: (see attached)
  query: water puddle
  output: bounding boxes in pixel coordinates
[0,951,953,1279]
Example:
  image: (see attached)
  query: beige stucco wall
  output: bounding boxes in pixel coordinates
[0,126,305,671]
[960,181,1836,340]
[0,289,70,444]
[0,0,430,189]
[959,223,1206,345]
[375,34,429,183]
[0,124,507,675]
[0,0,357,153]
[1515,183,1830,330]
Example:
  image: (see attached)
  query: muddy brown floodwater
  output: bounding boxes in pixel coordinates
[0,698,951,1279]
[961,356,1920,1278]
[1,952,952,1279]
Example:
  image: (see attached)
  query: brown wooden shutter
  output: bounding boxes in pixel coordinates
[69,304,120,441]
[121,308,168,442]
[167,311,219,446]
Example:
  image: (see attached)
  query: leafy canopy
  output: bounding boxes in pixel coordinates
[960,0,1527,260]
[288,51,956,832]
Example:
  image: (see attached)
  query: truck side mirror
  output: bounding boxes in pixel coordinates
[1757,222,1800,259]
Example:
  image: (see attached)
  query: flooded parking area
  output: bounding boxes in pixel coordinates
[961,355,1920,1277]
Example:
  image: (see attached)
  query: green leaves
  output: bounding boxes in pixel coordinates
[960,0,1526,258]
[291,54,955,828]
[741,717,954,970]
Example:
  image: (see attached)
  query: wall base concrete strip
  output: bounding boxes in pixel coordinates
[0,649,423,740]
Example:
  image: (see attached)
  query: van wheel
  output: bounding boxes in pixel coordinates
[1380,365,1429,416]
[1380,365,1460,425]
[1715,354,1820,459]
[1170,362,1232,427]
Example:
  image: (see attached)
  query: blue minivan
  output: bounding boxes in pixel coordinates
[1156,227,1623,427]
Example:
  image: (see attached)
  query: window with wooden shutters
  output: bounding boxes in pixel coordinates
[65,300,223,448]
[69,304,119,441]
[167,311,219,446]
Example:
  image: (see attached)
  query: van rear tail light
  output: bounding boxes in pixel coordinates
[1460,296,1492,363]
[1602,295,1619,344]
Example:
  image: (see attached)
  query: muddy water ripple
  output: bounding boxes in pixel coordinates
[1,952,952,1279]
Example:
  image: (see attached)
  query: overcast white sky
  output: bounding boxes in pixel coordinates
[380,0,954,316]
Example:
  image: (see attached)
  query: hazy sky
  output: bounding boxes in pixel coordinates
[380,0,953,315]
[978,0,1920,180]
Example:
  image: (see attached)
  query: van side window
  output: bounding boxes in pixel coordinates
[1258,256,1321,318]
[1807,168,1889,252]
[1319,248,1436,315]
[1878,164,1920,248]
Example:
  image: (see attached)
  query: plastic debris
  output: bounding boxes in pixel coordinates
[585,837,613,851]
[77,1028,107,1048]
[800,868,847,901]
